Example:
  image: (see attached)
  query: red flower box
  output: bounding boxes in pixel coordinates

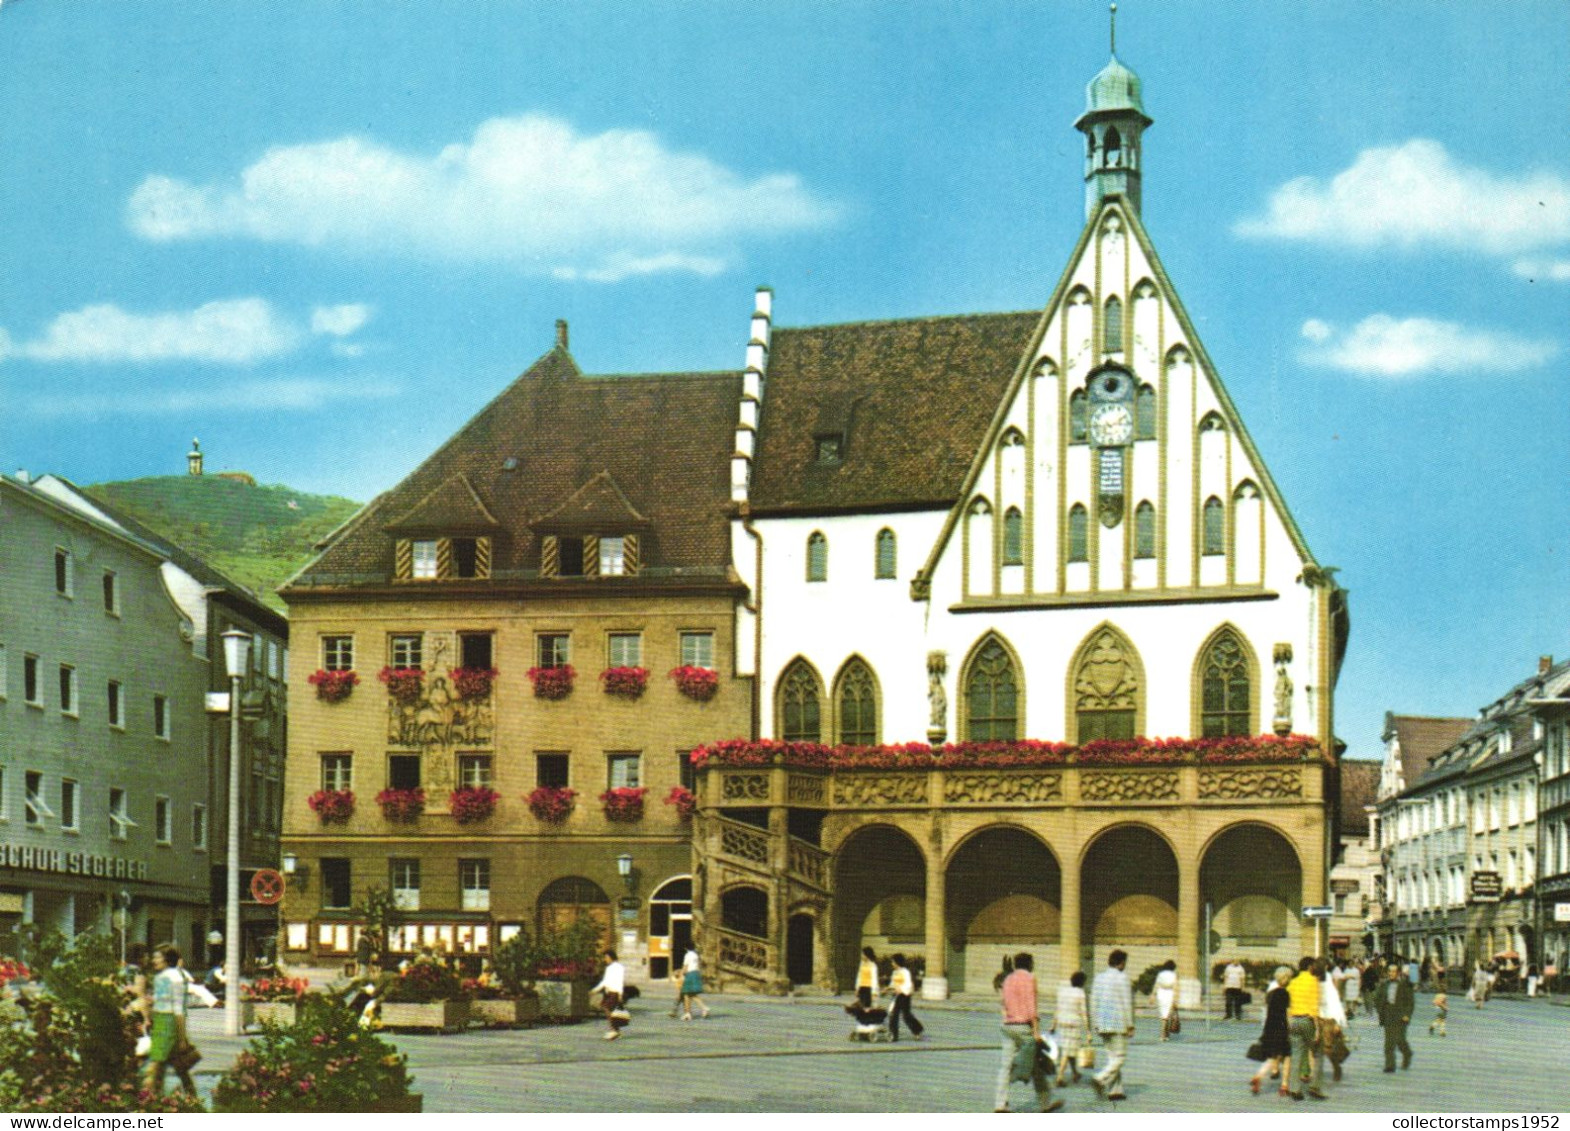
[599,787,647,822]
[664,785,696,820]
[307,788,356,824]
[527,665,575,701]
[452,667,498,701]
[669,666,719,702]
[308,669,359,703]
[527,786,577,823]
[376,788,426,823]
[449,786,500,824]
[600,666,648,699]
[378,666,424,704]
[241,976,310,1002]
[0,958,31,990]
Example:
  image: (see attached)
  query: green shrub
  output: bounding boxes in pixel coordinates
[490,929,536,997]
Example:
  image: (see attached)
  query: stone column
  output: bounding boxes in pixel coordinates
[769,800,789,992]
[1178,851,1202,1009]
[1060,850,1082,988]
[922,819,948,1000]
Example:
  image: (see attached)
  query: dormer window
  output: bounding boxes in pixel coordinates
[815,434,844,464]
[412,540,438,579]
[539,533,641,579]
[601,536,626,576]
[397,536,492,581]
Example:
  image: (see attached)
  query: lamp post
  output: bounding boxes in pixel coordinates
[616,853,635,893]
[220,628,252,1038]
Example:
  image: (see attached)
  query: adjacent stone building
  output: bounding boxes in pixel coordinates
[1327,759,1381,959]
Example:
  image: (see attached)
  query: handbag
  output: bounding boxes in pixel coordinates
[1077,1045,1096,1070]
[169,1039,202,1073]
[1246,1041,1267,1062]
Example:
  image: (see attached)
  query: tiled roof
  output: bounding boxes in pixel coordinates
[750,311,1042,513]
[1419,657,1570,784]
[1385,714,1471,790]
[286,346,743,591]
[385,474,498,533]
[1338,760,1380,838]
[535,470,649,530]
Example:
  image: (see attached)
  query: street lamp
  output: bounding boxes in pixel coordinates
[616,853,635,894]
[220,628,252,1038]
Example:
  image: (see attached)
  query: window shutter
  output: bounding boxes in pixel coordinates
[436,537,454,579]
[474,536,492,580]
[540,535,559,579]
[582,534,600,578]
[622,534,640,576]
[395,539,413,580]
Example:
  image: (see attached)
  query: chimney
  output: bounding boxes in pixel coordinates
[555,319,569,350]
[1540,655,1554,676]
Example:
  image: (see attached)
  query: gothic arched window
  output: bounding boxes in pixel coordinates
[1002,507,1024,565]
[875,528,896,580]
[1134,501,1156,559]
[1136,384,1157,440]
[1069,389,1089,444]
[1198,629,1253,737]
[1071,625,1143,742]
[835,658,879,746]
[1104,296,1124,353]
[964,636,1019,742]
[1202,497,1225,556]
[1068,504,1089,563]
[777,659,823,742]
[806,531,828,582]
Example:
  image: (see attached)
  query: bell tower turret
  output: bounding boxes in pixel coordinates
[1074,4,1153,220]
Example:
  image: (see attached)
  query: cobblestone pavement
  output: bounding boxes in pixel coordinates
[183,991,1570,1113]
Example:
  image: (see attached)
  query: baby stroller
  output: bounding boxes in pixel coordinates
[845,1000,893,1042]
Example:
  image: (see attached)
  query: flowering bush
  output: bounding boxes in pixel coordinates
[307,789,355,824]
[526,786,576,823]
[688,734,1321,770]
[664,785,696,820]
[0,957,29,990]
[377,667,424,704]
[451,667,498,701]
[599,786,647,822]
[383,959,469,1004]
[600,666,648,699]
[529,918,603,983]
[308,669,359,703]
[527,665,575,700]
[669,665,720,701]
[449,786,500,825]
[213,994,413,1113]
[375,788,425,823]
[241,976,310,1003]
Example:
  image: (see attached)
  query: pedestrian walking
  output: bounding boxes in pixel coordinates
[1343,960,1363,1019]
[1319,960,1349,1082]
[1223,958,1247,1021]
[887,954,924,1042]
[1089,949,1134,1103]
[591,949,630,1040]
[1153,959,1179,1040]
[143,945,199,1097]
[1428,990,1447,1036]
[1377,961,1414,1072]
[856,946,880,1009]
[1249,966,1293,1095]
[1526,964,1541,998]
[1470,962,1490,1009]
[677,943,710,1021]
[1285,956,1327,1101]
[993,952,1063,1113]
[1052,970,1090,1086]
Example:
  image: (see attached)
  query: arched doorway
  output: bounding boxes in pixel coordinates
[946,826,1061,992]
[1200,824,1302,970]
[537,875,612,948]
[787,913,816,986]
[833,825,925,990]
[1081,825,1179,977]
[721,885,769,939]
[648,876,693,980]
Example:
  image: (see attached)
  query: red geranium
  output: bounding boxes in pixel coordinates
[669,666,719,702]
[599,787,647,822]
[241,976,310,1002]
[689,735,1321,770]
[600,666,648,699]
[664,785,696,820]
[307,669,358,703]
[449,786,500,824]
[527,665,575,701]
[451,667,498,701]
[307,789,355,823]
[378,666,424,704]
[375,788,425,823]
[526,786,577,823]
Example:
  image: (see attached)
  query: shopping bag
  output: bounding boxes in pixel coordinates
[1077,1045,1096,1070]
[169,1040,202,1073]
[1246,1041,1267,1062]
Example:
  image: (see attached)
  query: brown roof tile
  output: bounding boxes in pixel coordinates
[1338,760,1380,838]
[1384,714,1472,791]
[751,311,1042,513]
[385,473,498,533]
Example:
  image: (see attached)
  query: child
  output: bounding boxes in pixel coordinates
[1428,990,1447,1037]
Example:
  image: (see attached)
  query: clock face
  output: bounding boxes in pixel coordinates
[1090,403,1134,446]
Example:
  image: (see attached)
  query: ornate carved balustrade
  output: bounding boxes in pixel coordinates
[717,817,771,867]
[786,836,829,891]
[717,928,772,981]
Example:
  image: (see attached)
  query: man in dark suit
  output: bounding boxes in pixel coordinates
[1377,961,1415,1072]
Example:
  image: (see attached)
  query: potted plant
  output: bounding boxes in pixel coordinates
[375,788,425,823]
[468,932,541,1028]
[526,785,576,824]
[599,665,648,699]
[379,959,471,1033]
[599,786,647,823]
[664,785,696,820]
[239,975,310,1029]
[307,789,355,824]
[451,666,498,701]
[308,669,359,703]
[377,666,424,704]
[449,785,500,825]
[527,664,575,700]
[669,665,720,702]
[214,994,421,1112]
[529,919,601,1020]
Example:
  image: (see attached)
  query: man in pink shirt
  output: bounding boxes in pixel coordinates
[995,952,1065,1113]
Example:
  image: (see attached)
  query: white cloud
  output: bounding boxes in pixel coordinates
[22,376,402,420]
[1512,258,1570,283]
[127,114,838,279]
[1299,315,1558,377]
[1236,139,1570,258]
[311,303,373,336]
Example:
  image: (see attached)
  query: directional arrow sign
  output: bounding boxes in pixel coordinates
[1301,905,1335,918]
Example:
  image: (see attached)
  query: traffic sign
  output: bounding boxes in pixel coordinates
[1301,905,1334,918]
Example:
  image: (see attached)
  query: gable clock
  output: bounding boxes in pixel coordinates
[1087,364,1134,528]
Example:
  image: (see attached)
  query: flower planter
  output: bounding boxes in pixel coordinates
[366,1093,424,1113]
[379,666,425,704]
[470,996,541,1028]
[600,666,649,699]
[600,787,647,823]
[527,665,575,700]
[670,666,720,702]
[379,999,470,1033]
[376,788,426,823]
[451,667,498,701]
[308,669,359,703]
[665,785,696,820]
[241,1000,298,1029]
[534,979,593,1019]
[450,786,500,824]
[307,788,356,824]
[527,786,577,824]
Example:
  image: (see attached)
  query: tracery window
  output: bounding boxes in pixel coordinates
[778,660,823,742]
[835,659,879,746]
[965,637,1019,742]
[1199,629,1252,737]
[1071,625,1142,742]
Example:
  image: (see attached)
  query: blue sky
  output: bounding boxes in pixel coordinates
[2,1,1566,758]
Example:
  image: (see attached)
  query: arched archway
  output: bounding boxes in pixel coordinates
[1200,823,1303,969]
[720,884,769,939]
[833,824,926,991]
[537,875,612,948]
[946,826,1061,992]
[1081,825,1179,976]
[648,875,692,980]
